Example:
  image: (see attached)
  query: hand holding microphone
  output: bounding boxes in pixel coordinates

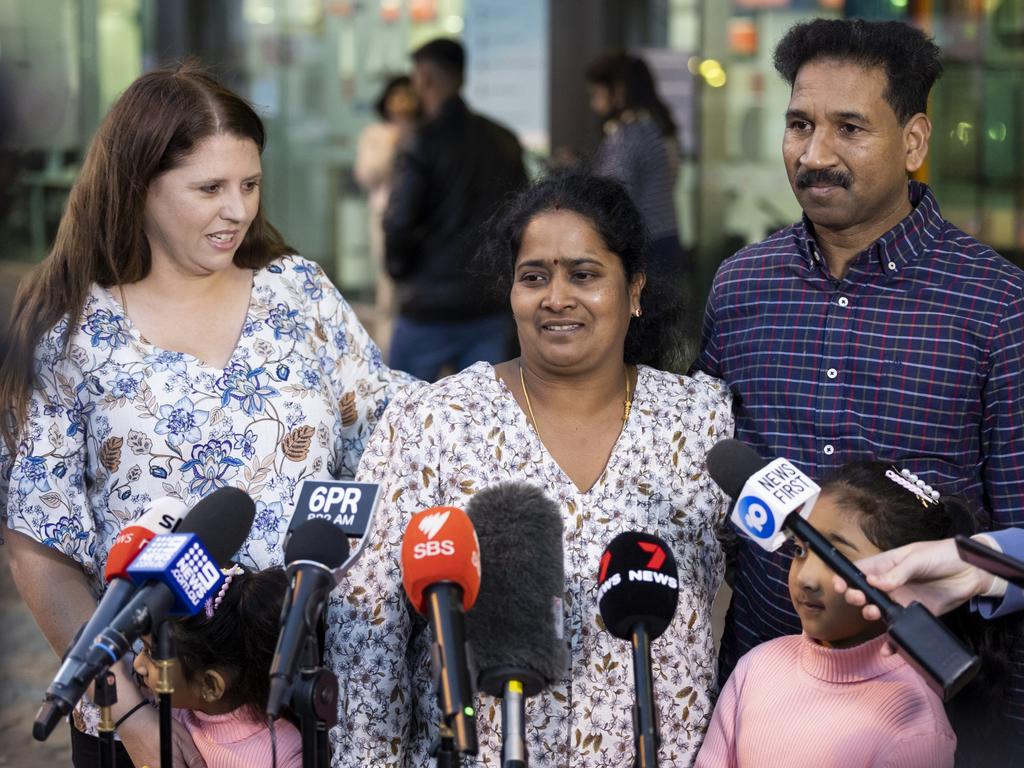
[401,505,482,756]
[597,532,678,768]
[706,439,980,700]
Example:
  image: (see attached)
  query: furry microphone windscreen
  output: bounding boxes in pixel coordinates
[465,481,567,695]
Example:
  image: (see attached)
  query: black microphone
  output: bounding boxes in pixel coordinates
[33,498,187,740]
[597,532,678,768]
[465,482,567,768]
[66,488,256,705]
[706,439,980,700]
[266,518,350,718]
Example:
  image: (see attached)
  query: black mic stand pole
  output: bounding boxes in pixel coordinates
[290,632,338,768]
[432,723,462,768]
[94,670,118,768]
[154,620,176,768]
[630,623,659,768]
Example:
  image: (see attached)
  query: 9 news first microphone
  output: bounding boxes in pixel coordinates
[706,439,980,700]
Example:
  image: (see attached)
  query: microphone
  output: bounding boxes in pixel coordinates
[400,506,481,755]
[266,518,350,718]
[43,487,256,723]
[33,497,188,740]
[597,532,678,768]
[706,439,980,700]
[465,482,566,768]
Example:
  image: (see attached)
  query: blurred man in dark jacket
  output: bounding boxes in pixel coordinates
[384,38,527,381]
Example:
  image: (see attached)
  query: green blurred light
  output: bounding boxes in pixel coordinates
[987,123,1007,142]
[464,706,475,717]
[891,0,908,8]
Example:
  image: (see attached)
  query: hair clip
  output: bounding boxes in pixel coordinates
[204,564,244,619]
[886,467,940,508]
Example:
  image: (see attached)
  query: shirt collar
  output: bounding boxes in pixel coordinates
[793,181,942,277]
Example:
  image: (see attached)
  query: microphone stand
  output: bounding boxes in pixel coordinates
[479,667,542,768]
[289,632,338,768]
[432,723,462,768]
[154,620,176,768]
[629,624,658,768]
[94,670,117,768]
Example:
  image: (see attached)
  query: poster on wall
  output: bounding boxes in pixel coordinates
[463,0,549,152]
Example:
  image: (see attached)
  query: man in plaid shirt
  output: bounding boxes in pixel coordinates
[696,18,1024,745]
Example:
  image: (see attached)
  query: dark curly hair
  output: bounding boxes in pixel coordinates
[476,171,686,370]
[373,74,413,121]
[773,19,943,124]
[822,462,1019,765]
[172,565,288,718]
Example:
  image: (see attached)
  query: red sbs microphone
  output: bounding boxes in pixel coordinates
[105,498,188,581]
[401,506,481,612]
[400,507,481,755]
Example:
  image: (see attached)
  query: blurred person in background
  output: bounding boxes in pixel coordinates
[355,74,419,355]
[0,61,411,768]
[587,50,689,321]
[384,38,528,382]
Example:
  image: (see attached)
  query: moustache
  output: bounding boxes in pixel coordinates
[796,169,852,189]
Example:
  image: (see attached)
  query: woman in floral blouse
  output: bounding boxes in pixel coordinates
[0,63,410,768]
[329,172,734,766]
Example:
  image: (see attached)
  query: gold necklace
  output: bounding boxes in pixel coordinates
[519,363,632,437]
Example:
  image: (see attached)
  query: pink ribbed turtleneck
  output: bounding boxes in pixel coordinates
[695,633,955,768]
[173,707,303,768]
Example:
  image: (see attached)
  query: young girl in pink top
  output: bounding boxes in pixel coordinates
[697,461,1014,768]
[133,565,302,768]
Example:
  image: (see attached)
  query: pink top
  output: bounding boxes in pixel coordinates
[173,708,303,768]
[696,633,955,768]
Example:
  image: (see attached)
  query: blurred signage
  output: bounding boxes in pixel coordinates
[464,0,549,151]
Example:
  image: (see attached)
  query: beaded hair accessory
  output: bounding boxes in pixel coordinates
[885,467,940,508]
[204,565,244,619]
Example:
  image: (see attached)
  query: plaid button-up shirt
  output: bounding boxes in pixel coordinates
[696,181,1024,731]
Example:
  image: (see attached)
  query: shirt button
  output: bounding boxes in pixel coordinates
[826,368,838,379]
[888,261,897,271]
[823,444,835,455]
[837,296,849,307]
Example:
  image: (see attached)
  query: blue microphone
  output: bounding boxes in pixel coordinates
[80,488,256,681]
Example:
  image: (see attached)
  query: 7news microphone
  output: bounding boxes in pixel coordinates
[465,482,566,768]
[33,486,257,740]
[401,505,481,756]
[706,438,980,700]
[597,532,678,768]
[33,497,188,740]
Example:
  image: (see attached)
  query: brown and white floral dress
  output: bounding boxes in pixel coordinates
[326,362,734,767]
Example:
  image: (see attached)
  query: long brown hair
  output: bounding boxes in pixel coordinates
[0,61,293,453]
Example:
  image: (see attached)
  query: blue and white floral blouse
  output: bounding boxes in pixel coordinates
[1,254,414,590]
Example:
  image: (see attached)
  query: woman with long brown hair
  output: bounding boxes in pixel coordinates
[0,62,411,767]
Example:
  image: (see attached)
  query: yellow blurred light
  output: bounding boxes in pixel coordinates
[699,59,722,78]
[706,70,728,88]
[952,122,973,145]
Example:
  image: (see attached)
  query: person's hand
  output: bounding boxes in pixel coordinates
[831,538,995,620]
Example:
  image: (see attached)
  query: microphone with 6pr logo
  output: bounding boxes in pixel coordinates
[597,532,679,768]
[401,506,482,757]
[706,439,980,700]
